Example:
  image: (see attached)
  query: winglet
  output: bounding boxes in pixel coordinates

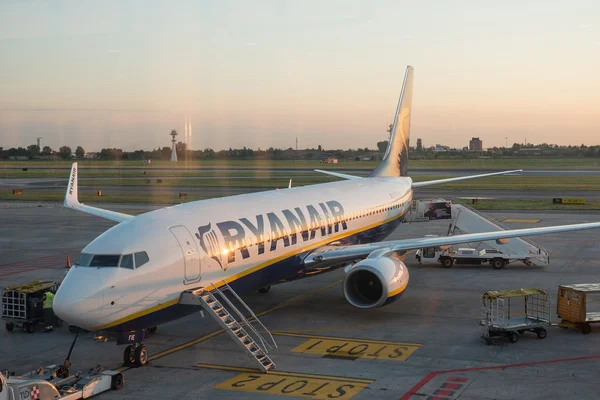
[62,162,133,223]
[288,179,292,189]
[65,162,79,207]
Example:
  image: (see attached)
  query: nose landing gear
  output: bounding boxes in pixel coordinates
[116,327,155,367]
[123,343,149,367]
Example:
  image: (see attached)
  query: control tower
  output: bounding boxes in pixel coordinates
[170,129,178,162]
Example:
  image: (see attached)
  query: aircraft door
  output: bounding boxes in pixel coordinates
[169,225,201,284]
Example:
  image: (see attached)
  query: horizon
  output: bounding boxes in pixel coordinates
[1,1,599,151]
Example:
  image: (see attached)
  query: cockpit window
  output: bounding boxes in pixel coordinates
[75,253,93,267]
[134,252,149,269]
[89,255,120,267]
[120,254,134,269]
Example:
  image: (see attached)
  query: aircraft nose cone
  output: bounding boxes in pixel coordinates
[53,267,109,330]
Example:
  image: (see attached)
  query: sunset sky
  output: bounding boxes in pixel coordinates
[1,0,599,151]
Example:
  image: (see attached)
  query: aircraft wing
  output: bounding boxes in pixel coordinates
[303,220,600,267]
[411,169,522,188]
[314,169,363,180]
[64,162,134,223]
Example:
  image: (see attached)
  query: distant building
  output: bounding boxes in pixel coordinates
[37,137,42,150]
[416,138,423,152]
[434,144,450,152]
[469,137,483,151]
[84,152,99,159]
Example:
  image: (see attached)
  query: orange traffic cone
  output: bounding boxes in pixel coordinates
[65,256,71,269]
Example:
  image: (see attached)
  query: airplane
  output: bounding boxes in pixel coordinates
[53,65,600,368]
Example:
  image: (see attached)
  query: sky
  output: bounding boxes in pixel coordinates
[0,0,599,152]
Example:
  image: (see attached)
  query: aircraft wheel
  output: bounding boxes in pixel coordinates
[111,373,125,390]
[5,322,14,332]
[258,286,271,294]
[441,257,453,268]
[508,331,519,343]
[492,258,505,270]
[148,326,157,334]
[26,322,36,333]
[69,325,78,334]
[123,345,135,365]
[134,344,149,366]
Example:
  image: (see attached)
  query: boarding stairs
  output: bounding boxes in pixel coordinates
[179,280,277,373]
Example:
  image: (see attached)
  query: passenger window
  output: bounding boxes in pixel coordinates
[90,255,120,267]
[120,254,134,269]
[134,252,150,268]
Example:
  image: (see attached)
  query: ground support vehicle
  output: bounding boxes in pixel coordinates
[556,283,600,334]
[0,364,124,400]
[416,245,539,269]
[2,281,62,333]
[480,288,551,344]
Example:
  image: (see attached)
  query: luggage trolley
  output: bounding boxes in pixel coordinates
[2,280,61,333]
[480,288,551,344]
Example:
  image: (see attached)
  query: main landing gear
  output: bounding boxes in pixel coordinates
[123,343,149,367]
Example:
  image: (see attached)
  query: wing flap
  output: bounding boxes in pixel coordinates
[64,163,133,223]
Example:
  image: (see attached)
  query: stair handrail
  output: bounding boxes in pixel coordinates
[211,281,277,351]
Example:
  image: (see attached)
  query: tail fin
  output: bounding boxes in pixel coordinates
[65,162,79,207]
[370,65,414,177]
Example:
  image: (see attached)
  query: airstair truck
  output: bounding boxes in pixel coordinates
[413,200,550,268]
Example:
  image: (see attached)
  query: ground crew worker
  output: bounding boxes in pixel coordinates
[42,291,55,332]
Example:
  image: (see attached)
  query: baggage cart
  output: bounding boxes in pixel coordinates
[2,280,62,333]
[480,288,551,344]
[556,283,600,334]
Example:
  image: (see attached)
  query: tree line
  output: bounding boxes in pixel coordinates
[3,141,600,161]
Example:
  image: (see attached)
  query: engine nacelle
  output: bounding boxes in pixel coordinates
[342,256,410,309]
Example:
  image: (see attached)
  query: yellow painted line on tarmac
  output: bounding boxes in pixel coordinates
[272,320,434,334]
[502,218,541,223]
[212,367,373,400]
[275,332,421,361]
[115,278,343,373]
[253,279,343,319]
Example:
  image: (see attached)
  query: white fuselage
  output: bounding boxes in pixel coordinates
[54,177,413,332]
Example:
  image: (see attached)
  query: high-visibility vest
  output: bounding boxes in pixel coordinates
[43,292,54,309]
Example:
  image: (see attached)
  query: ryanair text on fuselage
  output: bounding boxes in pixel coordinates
[196,200,347,266]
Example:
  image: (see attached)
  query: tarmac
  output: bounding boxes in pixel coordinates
[2,206,600,399]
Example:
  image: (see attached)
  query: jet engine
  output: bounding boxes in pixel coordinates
[342,256,409,309]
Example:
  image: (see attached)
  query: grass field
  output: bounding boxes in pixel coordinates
[3,193,599,211]
[2,156,600,172]
[469,199,600,211]
[3,157,600,207]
